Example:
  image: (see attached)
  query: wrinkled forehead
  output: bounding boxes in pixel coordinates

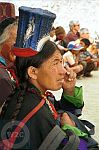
[47,49,62,62]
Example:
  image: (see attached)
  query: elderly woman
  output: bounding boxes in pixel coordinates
[0,17,18,67]
[0,17,18,107]
[66,20,80,44]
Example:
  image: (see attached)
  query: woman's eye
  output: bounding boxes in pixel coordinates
[53,59,63,65]
[53,62,58,65]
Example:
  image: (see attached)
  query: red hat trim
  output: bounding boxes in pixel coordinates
[13,47,38,57]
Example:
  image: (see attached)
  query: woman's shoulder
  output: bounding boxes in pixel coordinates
[2,88,41,119]
[23,91,42,109]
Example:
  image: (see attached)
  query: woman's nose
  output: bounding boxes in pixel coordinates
[63,66,67,74]
[60,65,66,75]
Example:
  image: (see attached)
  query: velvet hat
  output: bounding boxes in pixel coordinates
[0,2,15,22]
[13,6,56,57]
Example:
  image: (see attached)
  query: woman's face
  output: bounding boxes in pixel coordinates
[1,25,17,62]
[80,33,89,39]
[57,33,66,40]
[73,24,80,31]
[35,50,66,93]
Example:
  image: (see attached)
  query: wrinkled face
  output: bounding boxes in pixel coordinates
[35,50,66,93]
[6,25,17,47]
[72,24,80,31]
[1,24,17,62]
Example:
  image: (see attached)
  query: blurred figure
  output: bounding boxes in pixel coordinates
[66,20,80,44]
[79,38,95,77]
[49,26,56,41]
[63,41,83,74]
[87,43,99,70]
[0,3,18,108]
[79,27,94,45]
[55,26,67,54]
[80,28,90,39]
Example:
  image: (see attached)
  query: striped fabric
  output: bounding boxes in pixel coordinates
[0,2,15,22]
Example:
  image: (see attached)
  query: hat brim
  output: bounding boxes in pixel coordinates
[13,47,38,57]
[73,46,84,51]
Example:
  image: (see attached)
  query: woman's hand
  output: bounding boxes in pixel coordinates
[62,64,76,96]
[60,112,75,127]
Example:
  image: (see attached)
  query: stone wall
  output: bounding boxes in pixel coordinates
[1,0,99,38]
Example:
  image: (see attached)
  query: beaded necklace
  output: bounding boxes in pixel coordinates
[42,94,58,120]
[28,85,58,120]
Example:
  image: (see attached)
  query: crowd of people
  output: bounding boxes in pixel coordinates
[50,22,99,78]
[0,2,99,150]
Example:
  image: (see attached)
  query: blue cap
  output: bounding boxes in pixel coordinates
[67,41,84,51]
[15,6,56,52]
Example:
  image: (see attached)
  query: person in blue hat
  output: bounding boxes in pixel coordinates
[0,6,75,149]
[0,6,98,150]
[63,41,84,74]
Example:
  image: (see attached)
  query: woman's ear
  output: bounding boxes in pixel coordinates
[27,66,38,80]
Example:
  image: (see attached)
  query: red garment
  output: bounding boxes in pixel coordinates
[66,31,80,44]
[0,2,15,21]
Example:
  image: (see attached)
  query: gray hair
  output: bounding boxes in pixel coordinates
[80,28,89,34]
[0,21,18,44]
[69,20,80,29]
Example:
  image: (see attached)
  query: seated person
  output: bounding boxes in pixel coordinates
[49,26,56,41]
[63,41,83,74]
[66,20,80,44]
[55,26,68,54]
[88,43,99,70]
[79,38,95,77]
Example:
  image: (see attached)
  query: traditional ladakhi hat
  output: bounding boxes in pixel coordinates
[0,2,15,22]
[0,2,16,36]
[13,6,56,57]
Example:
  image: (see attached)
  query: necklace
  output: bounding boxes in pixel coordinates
[42,95,54,114]
[28,87,58,120]
[42,95,58,120]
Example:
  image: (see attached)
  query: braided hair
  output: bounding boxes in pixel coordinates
[0,89,15,119]
[0,40,60,120]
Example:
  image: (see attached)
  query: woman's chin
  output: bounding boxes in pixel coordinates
[50,85,62,91]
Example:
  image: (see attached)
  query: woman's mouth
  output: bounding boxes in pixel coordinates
[57,78,64,83]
